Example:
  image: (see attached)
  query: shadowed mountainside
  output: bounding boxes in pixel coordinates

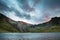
[0,13,20,32]
[0,13,32,32]
[34,17,60,27]
[31,17,60,32]
[0,13,60,32]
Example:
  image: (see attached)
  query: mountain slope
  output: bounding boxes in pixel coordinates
[0,13,32,32]
[0,13,60,32]
[30,17,60,32]
[35,17,60,27]
[0,13,20,32]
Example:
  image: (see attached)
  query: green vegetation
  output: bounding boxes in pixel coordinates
[28,25,60,32]
[0,20,20,32]
[0,20,60,32]
[0,13,60,32]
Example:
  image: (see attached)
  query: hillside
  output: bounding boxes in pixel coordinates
[0,13,20,32]
[0,13,60,32]
[0,13,32,32]
[29,17,60,32]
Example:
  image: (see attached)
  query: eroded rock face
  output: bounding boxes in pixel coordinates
[16,21,32,32]
[7,18,32,32]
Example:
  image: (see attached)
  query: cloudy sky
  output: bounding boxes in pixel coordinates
[0,0,60,24]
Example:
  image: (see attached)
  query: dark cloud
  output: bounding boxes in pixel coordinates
[0,0,60,24]
[43,0,60,8]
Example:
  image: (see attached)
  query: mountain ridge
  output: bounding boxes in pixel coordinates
[0,13,60,32]
[0,13,32,32]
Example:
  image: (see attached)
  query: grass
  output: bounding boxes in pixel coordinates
[0,20,20,32]
[0,19,60,32]
[28,25,60,32]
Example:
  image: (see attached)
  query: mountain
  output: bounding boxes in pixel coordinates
[0,13,32,32]
[49,17,60,25]
[30,17,60,32]
[0,13,60,32]
[34,17,60,27]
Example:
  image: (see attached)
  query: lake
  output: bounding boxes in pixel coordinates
[0,33,60,40]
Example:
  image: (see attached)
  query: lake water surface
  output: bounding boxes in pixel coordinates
[0,33,60,40]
